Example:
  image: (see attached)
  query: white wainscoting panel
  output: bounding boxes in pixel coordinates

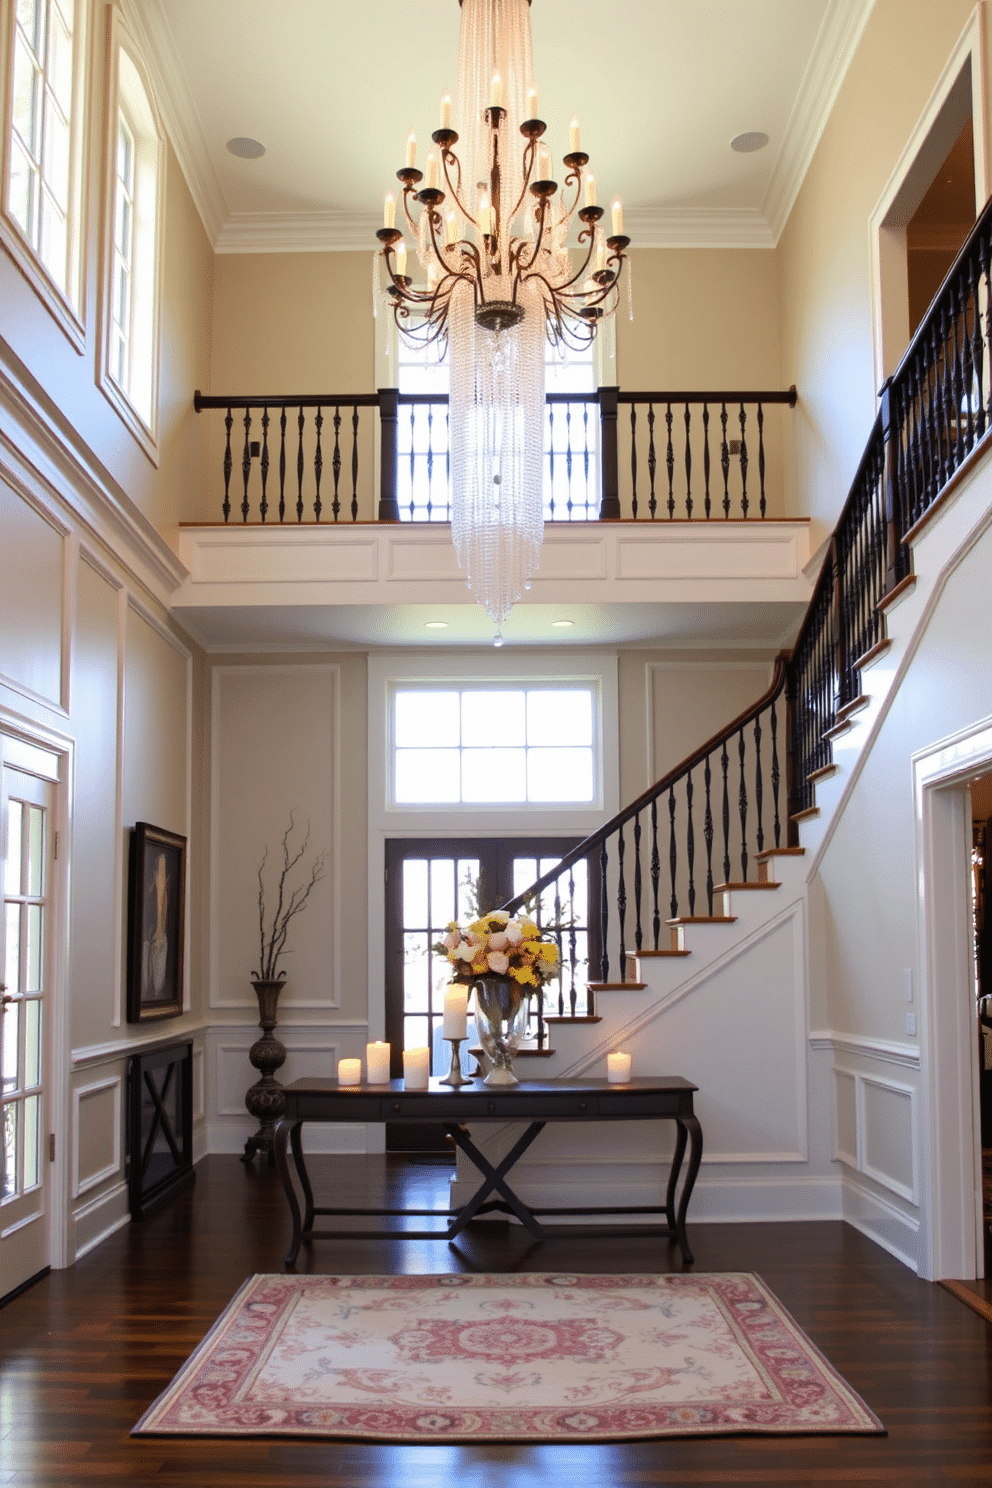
[72,1075,123,1199]
[71,1181,130,1260]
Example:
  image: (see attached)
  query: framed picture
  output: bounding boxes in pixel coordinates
[127,822,187,1023]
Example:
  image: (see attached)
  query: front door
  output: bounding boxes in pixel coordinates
[1,759,56,1300]
[384,837,593,1151]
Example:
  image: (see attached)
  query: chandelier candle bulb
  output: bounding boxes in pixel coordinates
[394,238,407,276]
[570,115,580,153]
[612,197,624,236]
[478,190,492,237]
[527,87,538,119]
[442,984,469,1040]
[426,151,439,190]
[366,1041,391,1084]
[337,1058,362,1087]
[403,1046,430,1090]
[490,70,503,107]
[446,210,458,246]
[585,172,596,207]
[406,130,416,167]
[440,90,452,129]
[607,1051,632,1084]
[383,192,395,230]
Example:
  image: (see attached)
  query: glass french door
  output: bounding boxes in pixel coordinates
[384,837,593,1150]
[1,764,54,1300]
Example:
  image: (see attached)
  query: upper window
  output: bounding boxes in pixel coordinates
[2,0,87,342]
[392,684,596,806]
[98,22,164,456]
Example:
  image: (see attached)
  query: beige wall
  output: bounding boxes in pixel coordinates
[777,0,983,534]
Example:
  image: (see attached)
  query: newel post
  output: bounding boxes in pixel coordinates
[879,377,903,593]
[598,385,622,520]
[377,387,400,522]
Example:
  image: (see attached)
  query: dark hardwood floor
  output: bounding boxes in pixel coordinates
[2,1153,991,1486]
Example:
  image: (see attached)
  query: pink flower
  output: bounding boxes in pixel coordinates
[488,931,509,951]
[487,950,510,974]
[443,930,461,952]
[505,922,523,945]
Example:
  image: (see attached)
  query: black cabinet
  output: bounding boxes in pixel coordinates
[126,1041,194,1220]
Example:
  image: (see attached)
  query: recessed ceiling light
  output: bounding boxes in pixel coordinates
[551,619,575,628]
[730,131,769,154]
[226,136,266,159]
[425,620,449,629]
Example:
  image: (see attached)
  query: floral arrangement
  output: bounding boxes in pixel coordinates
[436,910,560,992]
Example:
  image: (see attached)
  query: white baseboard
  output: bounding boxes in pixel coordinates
[71,1181,130,1260]
[841,1171,921,1273]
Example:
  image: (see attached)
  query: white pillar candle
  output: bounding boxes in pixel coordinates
[337,1057,362,1086]
[366,1041,391,1084]
[585,172,597,208]
[612,197,624,236]
[406,130,416,168]
[607,1051,632,1084]
[440,91,452,130]
[526,87,538,120]
[403,1046,430,1089]
[442,984,468,1040]
[569,116,580,153]
[383,191,395,230]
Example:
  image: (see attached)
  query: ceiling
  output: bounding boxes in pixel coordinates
[129,0,876,251]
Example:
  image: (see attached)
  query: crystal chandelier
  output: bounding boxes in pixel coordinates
[375,0,631,639]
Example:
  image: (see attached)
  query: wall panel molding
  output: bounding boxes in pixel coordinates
[71,1075,122,1199]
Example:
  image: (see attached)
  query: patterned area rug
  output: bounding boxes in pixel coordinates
[133,1273,884,1443]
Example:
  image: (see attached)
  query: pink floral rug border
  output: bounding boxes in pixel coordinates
[133,1272,884,1442]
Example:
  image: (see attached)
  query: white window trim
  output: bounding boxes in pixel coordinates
[0,0,89,353]
[96,8,164,463]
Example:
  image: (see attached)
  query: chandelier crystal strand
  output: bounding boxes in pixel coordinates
[375,0,630,633]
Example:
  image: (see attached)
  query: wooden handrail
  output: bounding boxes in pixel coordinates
[618,386,797,406]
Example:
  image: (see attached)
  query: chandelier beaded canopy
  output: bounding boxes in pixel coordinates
[374,0,631,638]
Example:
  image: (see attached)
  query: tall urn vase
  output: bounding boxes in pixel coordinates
[242,978,287,1166]
[473,977,531,1086]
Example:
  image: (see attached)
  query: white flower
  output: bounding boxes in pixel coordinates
[488,931,509,951]
[487,950,510,975]
[505,921,523,945]
[488,911,510,926]
[456,941,476,961]
[443,930,461,952]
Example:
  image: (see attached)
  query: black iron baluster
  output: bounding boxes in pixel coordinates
[686,768,696,915]
[296,407,305,522]
[633,812,643,955]
[738,725,748,881]
[702,403,711,518]
[969,252,984,442]
[241,408,252,522]
[647,403,657,519]
[721,740,731,884]
[259,407,270,522]
[582,402,591,518]
[720,401,731,517]
[565,402,574,520]
[771,696,781,849]
[738,404,749,518]
[650,797,661,950]
[952,275,965,467]
[351,404,360,520]
[548,402,556,520]
[629,404,637,521]
[599,842,610,983]
[567,864,577,1016]
[425,401,435,518]
[981,231,992,434]
[409,402,417,519]
[617,825,627,981]
[757,402,766,518]
[704,754,714,915]
[941,311,955,487]
[313,406,324,520]
[665,403,675,518]
[683,401,692,518]
[668,785,678,919]
[445,403,452,520]
[331,405,342,521]
[754,711,764,855]
[278,406,287,522]
[222,407,233,522]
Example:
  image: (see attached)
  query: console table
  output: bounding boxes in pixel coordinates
[273,1075,702,1266]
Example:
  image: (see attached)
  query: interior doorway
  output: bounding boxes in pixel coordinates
[970,772,992,1273]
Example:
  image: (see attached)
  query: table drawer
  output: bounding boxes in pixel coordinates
[597,1093,682,1117]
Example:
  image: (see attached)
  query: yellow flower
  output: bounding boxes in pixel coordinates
[511,964,539,986]
[538,942,559,963]
[520,919,540,939]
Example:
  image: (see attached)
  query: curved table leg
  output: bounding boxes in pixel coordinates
[290,1119,315,1236]
[274,1117,304,1268]
[664,1119,689,1237]
[672,1114,703,1264]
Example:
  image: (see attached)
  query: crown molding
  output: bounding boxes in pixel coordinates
[116,0,227,245]
[214,211,380,254]
[763,0,878,244]
[625,208,776,249]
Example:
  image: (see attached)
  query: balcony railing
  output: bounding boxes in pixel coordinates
[193,386,798,525]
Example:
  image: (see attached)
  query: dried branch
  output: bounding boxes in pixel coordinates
[253,814,327,981]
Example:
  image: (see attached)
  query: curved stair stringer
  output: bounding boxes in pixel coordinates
[790,436,992,871]
[450,854,827,1226]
